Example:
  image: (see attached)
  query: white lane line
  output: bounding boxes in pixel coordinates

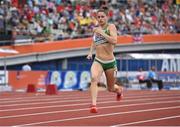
[0,92,90,101]
[1,93,180,108]
[0,91,179,103]
[16,106,180,126]
[0,95,95,104]
[0,97,112,108]
[0,91,146,101]
[1,100,180,119]
[119,115,180,126]
[1,95,180,112]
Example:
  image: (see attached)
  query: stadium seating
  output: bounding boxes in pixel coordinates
[0,0,179,44]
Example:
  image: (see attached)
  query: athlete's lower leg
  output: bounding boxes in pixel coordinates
[108,84,123,101]
[90,79,98,106]
[90,78,98,113]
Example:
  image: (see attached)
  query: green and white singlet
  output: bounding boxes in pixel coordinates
[93,25,110,45]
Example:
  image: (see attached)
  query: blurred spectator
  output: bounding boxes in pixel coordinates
[0,15,3,33]
[0,0,179,42]
[133,32,143,44]
[148,66,164,90]
[137,67,152,89]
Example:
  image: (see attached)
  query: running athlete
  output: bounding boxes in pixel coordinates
[87,8,123,113]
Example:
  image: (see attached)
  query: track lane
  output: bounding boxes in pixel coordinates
[15,105,180,126]
[119,115,180,126]
[0,90,180,126]
[1,91,179,109]
[1,96,180,116]
[1,99,180,126]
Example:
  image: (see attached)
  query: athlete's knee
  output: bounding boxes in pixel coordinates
[91,76,99,83]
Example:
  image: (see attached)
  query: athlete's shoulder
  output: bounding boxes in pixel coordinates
[108,23,116,26]
[108,23,117,29]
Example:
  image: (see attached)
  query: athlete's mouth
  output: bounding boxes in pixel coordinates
[99,20,103,23]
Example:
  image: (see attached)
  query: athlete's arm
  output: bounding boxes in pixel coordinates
[87,42,94,60]
[94,24,117,45]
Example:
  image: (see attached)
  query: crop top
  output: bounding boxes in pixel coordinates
[93,25,110,45]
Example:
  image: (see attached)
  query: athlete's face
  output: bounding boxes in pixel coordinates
[97,12,107,26]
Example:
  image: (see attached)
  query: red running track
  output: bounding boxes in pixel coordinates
[0,90,180,126]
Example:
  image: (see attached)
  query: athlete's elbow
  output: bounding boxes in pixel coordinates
[111,39,117,44]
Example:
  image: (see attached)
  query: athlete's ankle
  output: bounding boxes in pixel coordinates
[118,87,123,93]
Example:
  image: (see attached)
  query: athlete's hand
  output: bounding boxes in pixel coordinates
[93,28,103,35]
[87,53,92,60]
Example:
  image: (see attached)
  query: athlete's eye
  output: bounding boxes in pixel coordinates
[98,16,105,19]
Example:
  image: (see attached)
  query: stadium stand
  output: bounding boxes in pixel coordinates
[0,0,179,45]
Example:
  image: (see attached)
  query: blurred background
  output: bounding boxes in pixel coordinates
[0,0,179,91]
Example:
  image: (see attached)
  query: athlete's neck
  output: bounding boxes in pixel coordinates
[100,23,108,29]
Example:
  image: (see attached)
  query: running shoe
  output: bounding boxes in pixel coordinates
[116,87,123,101]
[90,105,98,113]
[116,93,123,101]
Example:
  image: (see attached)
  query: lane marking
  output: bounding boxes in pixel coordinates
[0,95,97,104]
[118,115,180,126]
[0,92,90,101]
[16,106,180,126]
[1,95,180,112]
[0,90,179,103]
[1,94,180,108]
[1,100,180,119]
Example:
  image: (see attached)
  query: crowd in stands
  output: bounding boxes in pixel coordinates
[0,0,179,42]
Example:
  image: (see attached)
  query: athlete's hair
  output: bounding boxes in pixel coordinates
[97,6,108,15]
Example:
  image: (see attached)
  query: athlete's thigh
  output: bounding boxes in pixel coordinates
[91,61,104,81]
[105,68,116,88]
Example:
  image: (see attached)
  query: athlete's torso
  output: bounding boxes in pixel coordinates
[93,24,115,61]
